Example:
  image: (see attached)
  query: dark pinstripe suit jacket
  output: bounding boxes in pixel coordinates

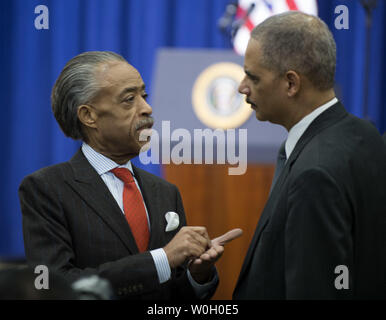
[19,149,204,300]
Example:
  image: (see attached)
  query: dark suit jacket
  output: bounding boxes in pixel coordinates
[233,102,386,300]
[19,149,211,300]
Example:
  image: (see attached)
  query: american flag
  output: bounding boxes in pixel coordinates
[233,0,318,55]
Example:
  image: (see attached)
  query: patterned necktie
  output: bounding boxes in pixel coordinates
[111,168,149,252]
[270,141,287,194]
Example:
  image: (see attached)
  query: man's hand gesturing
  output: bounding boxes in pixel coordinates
[189,228,243,284]
[163,226,211,269]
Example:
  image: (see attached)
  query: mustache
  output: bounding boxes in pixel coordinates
[135,117,154,130]
[246,99,255,106]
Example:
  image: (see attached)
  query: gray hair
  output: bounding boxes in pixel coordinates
[51,51,126,140]
[251,11,336,91]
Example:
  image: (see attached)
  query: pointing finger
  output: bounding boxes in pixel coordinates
[212,228,243,246]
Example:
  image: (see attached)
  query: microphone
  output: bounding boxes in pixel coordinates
[218,2,238,32]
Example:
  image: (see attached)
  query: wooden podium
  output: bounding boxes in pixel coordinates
[163,164,274,299]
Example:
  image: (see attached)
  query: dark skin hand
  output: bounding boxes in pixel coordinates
[188,228,243,284]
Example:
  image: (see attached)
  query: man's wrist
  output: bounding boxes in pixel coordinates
[189,265,216,284]
[187,267,219,299]
[150,248,171,284]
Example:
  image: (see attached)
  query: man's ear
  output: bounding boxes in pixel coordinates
[285,70,300,97]
[77,105,98,129]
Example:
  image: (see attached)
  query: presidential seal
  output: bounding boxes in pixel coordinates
[192,62,252,129]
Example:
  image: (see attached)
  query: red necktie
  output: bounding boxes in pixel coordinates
[111,168,149,252]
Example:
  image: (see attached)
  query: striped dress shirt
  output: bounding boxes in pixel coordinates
[81,143,170,283]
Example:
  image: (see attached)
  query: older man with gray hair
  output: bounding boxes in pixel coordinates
[18,51,240,300]
[233,11,386,299]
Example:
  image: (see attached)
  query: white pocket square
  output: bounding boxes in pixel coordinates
[165,211,179,232]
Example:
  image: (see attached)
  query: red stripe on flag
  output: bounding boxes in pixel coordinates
[245,17,254,31]
[286,0,299,10]
[236,6,245,18]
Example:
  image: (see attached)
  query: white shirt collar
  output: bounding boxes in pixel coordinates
[81,143,134,176]
[285,97,338,159]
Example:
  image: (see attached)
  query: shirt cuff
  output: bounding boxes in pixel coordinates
[187,268,219,299]
[150,248,171,284]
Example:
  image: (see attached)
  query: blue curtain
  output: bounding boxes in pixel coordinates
[318,0,386,131]
[0,0,385,257]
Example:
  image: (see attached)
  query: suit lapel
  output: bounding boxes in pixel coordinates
[132,165,165,250]
[286,102,347,169]
[65,149,139,254]
[236,102,348,288]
